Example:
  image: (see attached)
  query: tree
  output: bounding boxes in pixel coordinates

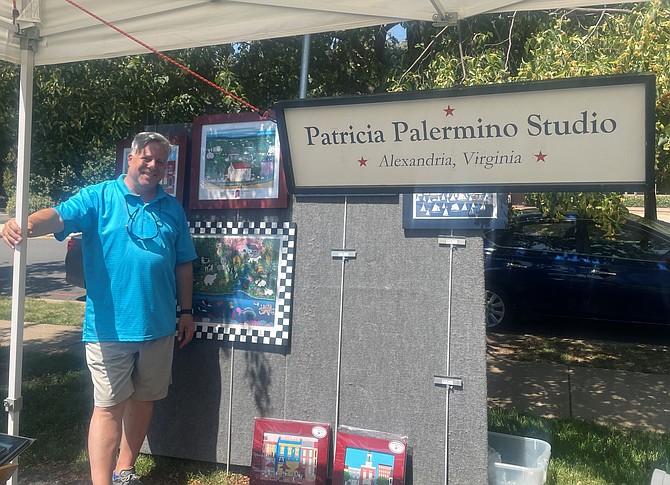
[5,27,403,207]
[5,2,670,220]
[0,61,18,204]
[392,1,670,223]
[516,0,670,216]
[231,26,405,107]
[2,46,240,208]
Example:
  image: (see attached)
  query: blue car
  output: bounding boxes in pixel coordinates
[484,210,670,330]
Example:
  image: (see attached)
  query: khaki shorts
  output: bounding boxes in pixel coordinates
[85,335,175,407]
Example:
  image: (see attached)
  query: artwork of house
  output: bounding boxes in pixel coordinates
[259,433,319,483]
[343,450,394,485]
[240,242,260,258]
[251,418,330,485]
[228,160,252,182]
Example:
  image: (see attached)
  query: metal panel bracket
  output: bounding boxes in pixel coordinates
[434,375,464,390]
[438,236,466,248]
[331,249,356,260]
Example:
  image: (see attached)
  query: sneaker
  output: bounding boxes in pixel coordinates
[112,467,142,484]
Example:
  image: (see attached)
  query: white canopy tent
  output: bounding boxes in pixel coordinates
[0,0,646,482]
[0,0,634,66]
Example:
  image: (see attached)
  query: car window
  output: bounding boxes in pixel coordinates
[512,220,578,253]
[586,222,670,261]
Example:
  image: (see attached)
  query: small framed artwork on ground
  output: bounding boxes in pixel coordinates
[189,112,288,209]
[333,427,407,485]
[250,418,330,484]
[190,221,296,346]
[115,136,188,202]
[402,192,508,230]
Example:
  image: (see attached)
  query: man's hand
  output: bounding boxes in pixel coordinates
[1,218,28,250]
[1,209,63,249]
[176,314,195,349]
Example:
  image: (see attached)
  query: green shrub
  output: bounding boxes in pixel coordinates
[623,194,670,208]
[5,192,56,216]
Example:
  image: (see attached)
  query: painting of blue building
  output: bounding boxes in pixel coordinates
[260,432,319,483]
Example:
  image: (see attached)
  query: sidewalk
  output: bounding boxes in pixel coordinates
[488,356,670,433]
[0,320,84,356]
[1,319,668,435]
[628,206,670,223]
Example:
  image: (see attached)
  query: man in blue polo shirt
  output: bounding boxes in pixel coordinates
[2,132,196,485]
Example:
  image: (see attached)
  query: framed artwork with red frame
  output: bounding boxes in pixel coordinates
[189,112,288,210]
[332,426,407,485]
[114,138,132,178]
[114,135,188,202]
[250,418,330,485]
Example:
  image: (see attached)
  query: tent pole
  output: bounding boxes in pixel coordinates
[299,34,311,99]
[6,28,36,484]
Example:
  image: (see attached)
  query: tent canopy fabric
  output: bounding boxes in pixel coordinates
[0,1,650,481]
[0,0,641,67]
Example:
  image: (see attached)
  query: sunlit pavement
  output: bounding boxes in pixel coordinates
[0,319,83,356]
[487,355,670,433]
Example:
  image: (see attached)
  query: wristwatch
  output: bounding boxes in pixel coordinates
[177,308,194,316]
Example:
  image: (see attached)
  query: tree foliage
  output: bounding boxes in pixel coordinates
[3,46,238,207]
[2,1,670,224]
[0,61,19,203]
[232,26,405,106]
[393,1,670,224]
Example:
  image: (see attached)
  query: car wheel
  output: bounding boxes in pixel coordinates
[486,288,514,331]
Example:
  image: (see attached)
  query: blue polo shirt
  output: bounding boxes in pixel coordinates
[54,176,196,342]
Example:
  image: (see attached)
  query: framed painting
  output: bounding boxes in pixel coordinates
[402,192,508,230]
[250,418,330,485]
[189,112,289,209]
[333,427,407,485]
[190,221,296,346]
[114,138,132,177]
[114,136,188,202]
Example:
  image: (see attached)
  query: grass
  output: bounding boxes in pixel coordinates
[0,297,248,484]
[5,350,91,467]
[489,407,670,485]
[0,296,84,326]
[3,299,670,484]
[487,330,670,484]
[0,349,249,484]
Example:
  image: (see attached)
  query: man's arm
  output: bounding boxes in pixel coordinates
[175,260,194,349]
[1,208,64,250]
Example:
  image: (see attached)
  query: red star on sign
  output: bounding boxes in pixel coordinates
[443,105,455,117]
[357,157,367,166]
[535,151,547,162]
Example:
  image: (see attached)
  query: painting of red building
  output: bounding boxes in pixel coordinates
[377,464,392,483]
[251,418,330,485]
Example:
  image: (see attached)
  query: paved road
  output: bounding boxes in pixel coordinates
[0,236,85,301]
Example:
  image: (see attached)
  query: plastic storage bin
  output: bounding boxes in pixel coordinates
[651,469,670,485]
[488,431,551,485]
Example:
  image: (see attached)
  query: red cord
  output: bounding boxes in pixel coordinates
[63,0,268,118]
[12,0,19,24]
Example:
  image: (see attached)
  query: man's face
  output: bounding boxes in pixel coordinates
[126,141,169,190]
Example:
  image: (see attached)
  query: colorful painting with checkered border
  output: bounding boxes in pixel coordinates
[188,220,296,346]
